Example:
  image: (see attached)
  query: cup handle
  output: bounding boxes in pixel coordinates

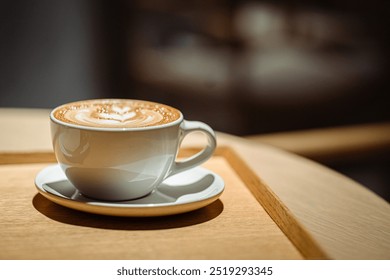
[167,120,216,177]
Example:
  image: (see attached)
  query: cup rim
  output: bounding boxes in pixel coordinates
[50,99,184,131]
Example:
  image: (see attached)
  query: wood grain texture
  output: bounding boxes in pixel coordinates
[216,134,390,259]
[0,157,303,260]
[0,108,389,259]
[220,148,329,259]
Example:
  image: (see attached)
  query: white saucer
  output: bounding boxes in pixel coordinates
[35,164,224,217]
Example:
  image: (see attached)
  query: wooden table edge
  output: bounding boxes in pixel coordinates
[1,108,389,259]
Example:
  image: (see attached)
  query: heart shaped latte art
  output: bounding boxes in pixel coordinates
[93,105,137,123]
[96,111,137,122]
[54,99,181,128]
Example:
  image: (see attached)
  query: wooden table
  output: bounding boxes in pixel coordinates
[0,108,389,260]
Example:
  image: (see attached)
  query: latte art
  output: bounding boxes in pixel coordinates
[53,99,181,128]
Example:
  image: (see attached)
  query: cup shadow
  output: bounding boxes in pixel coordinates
[32,193,224,230]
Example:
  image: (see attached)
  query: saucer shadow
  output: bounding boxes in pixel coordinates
[32,194,224,230]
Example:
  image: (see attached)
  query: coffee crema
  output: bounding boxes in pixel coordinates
[53,99,181,128]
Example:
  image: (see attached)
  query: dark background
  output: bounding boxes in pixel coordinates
[1,0,389,201]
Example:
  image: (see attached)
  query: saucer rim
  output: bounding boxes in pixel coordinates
[34,164,224,217]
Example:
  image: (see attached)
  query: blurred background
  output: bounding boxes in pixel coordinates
[1,0,389,200]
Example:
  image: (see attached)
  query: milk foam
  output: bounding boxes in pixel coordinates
[53,99,181,128]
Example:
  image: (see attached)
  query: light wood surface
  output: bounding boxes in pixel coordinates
[246,122,390,162]
[0,108,389,259]
[0,154,304,260]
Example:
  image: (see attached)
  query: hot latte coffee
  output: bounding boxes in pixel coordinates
[53,99,181,128]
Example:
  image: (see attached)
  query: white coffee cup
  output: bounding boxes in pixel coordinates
[50,99,216,201]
